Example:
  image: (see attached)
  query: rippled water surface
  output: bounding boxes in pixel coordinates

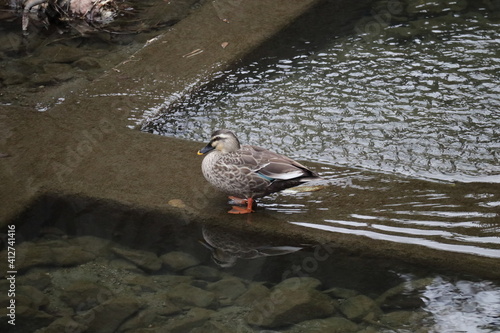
[139,5,500,329]
[143,0,500,183]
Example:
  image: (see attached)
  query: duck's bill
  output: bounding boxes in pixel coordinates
[197,145,214,155]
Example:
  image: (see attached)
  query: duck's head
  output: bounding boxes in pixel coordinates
[197,129,241,155]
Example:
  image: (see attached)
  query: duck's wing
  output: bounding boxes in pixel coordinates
[239,145,319,181]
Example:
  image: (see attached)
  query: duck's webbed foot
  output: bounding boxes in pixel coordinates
[227,197,255,214]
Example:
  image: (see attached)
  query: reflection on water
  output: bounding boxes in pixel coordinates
[201,224,303,267]
[259,167,500,260]
[143,0,500,183]
[423,277,500,332]
[2,197,499,332]
[0,0,201,109]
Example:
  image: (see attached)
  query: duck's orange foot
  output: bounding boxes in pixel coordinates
[227,197,255,214]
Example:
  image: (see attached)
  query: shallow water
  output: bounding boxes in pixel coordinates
[2,196,500,332]
[139,0,500,290]
[2,0,500,332]
[0,0,202,109]
[258,167,500,260]
[143,0,500,183]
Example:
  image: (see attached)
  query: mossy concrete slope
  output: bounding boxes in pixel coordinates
[0,0,319,224]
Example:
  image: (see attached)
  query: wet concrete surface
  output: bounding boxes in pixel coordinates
[0,0,318,223]
[1,0,499,281]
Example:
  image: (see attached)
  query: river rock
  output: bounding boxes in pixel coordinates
[73,57,101,70]
[71,235,114,256]
[339,295,382,322]
[18,270,52,290]
[207,277,247,302]
[2,305,54,332]
[235,283,271,306]
[190,320,243,333]
[18,285,49,309]
[39,316,88,333]
[376,277,433,307]
[111,247,162,272]
[76,296,140,333]
[246,288,335,328]
[117,307,164,332]
[15,241,95,270]
[153,274,193,288]
[274,277,322,291]
[161,251,200,271]
[183,265,221,282]
[380,310,429,327]
[39,45,86,63]
[167,283,216,308]
[60,280,112,310]
[164,307,215,333]
[324,287,359,299]
[123,275,160,293]
[288,317,358,333]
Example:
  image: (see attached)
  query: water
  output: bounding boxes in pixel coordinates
[3,195,500,332]
[0,0,202,110]
[142,0,500,183]
[2,0,500,331]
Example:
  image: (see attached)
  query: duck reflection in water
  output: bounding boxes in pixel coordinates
[200,225,304,267]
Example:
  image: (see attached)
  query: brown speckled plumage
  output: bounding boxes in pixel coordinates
[197,130,321,212]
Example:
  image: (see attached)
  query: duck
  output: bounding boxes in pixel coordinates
[197,129,321,214]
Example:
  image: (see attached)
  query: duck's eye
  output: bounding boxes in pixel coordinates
[211,137,221,146]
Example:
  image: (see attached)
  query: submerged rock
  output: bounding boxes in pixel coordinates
[246,288,335,328]
[17,270,52,290]
[60,280,112,311]
[111,247,162,272]
[18,285,49,309]
[75,296,140,333]
[235,283,271,306]
[380,310,429,327]
[289,317,358,333]
[38,45,86,64]
[73,57,101,70]
[376,277,433,309]
[12,241,95,271]
[167,283,217,308]
[207,277,247,302]
[164,307,215,333]
[161,251,201,272]
[323,287,359,299]
[274,277,322,291]
[183,265,221,282]
[71,236,114,256]
[39,316,88,333]
[338,295,382,322]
